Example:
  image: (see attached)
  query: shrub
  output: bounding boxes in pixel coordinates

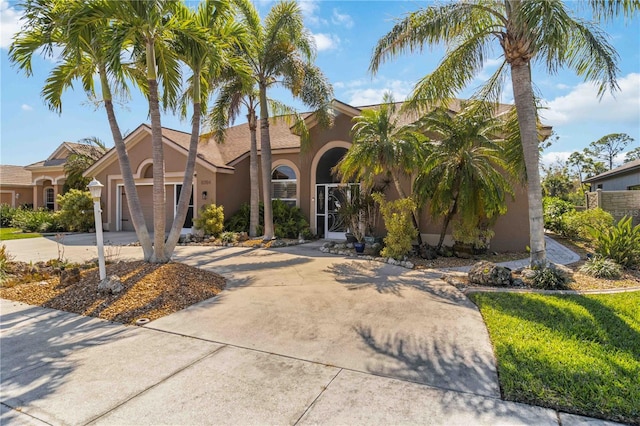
[589,216,640,268]
[543,197,575,234]
[0,244,13,284]
[530,265,569,290]
[0,204,18,227]
[219,231,238,244]
[11,207,60,233]
[272,199,309,239]
[225,201,308,239]
[560,208,613,241]
[372,193,417,260]
[225,203,263,235]
[194,204,225,237]
[579,257,623,279]
[56,190,95,232]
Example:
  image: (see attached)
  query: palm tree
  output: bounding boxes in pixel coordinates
[63,137,107,192]
[233,0,333,240]
[163,0,240,256]
[414,104,516,250]
[9,0,155,260]
[370,1,635,267]
[336,92,428,244]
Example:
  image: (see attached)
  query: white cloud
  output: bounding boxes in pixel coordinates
[1,0,23,49]
[299,0,326,26]
[338,78,414,106]
[21,104,33,111]
[312,33,339,51]
[555,83,570,90]
[540,73,640,126]
[541,151,572,167]
[331,8,353,29]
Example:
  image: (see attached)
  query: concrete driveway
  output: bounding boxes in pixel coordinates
[1,235,607,425]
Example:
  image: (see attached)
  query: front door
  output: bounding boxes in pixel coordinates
[316,184,359,240]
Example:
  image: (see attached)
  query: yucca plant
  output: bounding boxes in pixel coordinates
[589,216,640,268]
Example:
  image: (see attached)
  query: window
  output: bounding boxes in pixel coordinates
[272,165,297,207]
[44,187,55,210]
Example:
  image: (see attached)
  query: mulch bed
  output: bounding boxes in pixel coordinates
[0,260,226,325]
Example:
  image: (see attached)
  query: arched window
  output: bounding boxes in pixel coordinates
[272,165,297,207]
[44,187,55,210]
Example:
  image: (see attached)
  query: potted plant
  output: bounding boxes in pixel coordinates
[338,187,367,253]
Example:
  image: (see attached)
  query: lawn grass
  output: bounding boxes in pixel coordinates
[469,291,640,424]
[0,227,42,240]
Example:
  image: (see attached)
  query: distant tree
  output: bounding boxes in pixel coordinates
[586,133,634,170]
[63,137,107,192]
[624,147,640,163]
[541,165,574,199]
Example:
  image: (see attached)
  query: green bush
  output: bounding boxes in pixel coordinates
[561,208,614,241]
[0,204,18,227]
[194,204,225,237]
[372,193,417,260]
[56,190,95,232]
[543,197,575,234]
[272,199,309,239]
[225,203,263,235]
[219,231,238,244]
[225,201,308,239]
[579,257,623,279]
[11,208,60,233]
[530,265,569,290]
[589,216,640,268]
[0,244,13,284]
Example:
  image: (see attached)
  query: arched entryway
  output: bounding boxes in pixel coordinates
[310,142,355,239]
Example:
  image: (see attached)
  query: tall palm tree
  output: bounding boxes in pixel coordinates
[414,104,516,250]
[336,93,428,244]
[9,0,155,260]
[370,0,634,267]
[163,0,240,256]
[233,0,333,240]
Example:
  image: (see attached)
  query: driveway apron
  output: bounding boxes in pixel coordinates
[153,242,500,399]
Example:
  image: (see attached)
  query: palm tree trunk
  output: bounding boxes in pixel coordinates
[165,100,201,257]
[248,111,259,237]
[437,197,458,250]
[259,84,274,240]
[100,68,154,261]
[391,173,423,245]
[147,42,167,263]
[511,62,546,267]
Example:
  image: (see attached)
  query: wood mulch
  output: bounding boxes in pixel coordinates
[0,260,226,325]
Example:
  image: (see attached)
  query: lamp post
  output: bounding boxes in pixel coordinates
[88,178,106,281]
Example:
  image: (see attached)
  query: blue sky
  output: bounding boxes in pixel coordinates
[1,0,639,168]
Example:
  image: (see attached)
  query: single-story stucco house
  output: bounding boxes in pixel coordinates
[1,142,104,210]
[77,99,539,252]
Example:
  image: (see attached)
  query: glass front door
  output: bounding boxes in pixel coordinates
[316,183,358,240]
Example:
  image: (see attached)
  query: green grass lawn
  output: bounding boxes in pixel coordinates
[0,227,42,240]
[470,291,640,424]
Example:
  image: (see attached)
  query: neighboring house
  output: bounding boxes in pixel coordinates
[583,159,640,191]
[583,159,640,226]
[83,99,539,251]
[0,142,106,210]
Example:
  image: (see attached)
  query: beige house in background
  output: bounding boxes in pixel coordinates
[81,99,537,252]
[1,142,103,210]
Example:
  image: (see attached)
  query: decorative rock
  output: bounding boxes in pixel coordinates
[322,242,335,249]
[59,267,81,287]
[387,258,398,266]
[270,240,287,248]
[511,278,526,287]
[335,243,347,250]
[468,261,512,286]
[346,243,354,249]
[404,261,414,269]
[420,245,438,260]
[98,275,124,294]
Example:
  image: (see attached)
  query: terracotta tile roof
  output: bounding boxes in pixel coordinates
[63,142,106,159]
[159,126,231,170]
[0,165,32,186]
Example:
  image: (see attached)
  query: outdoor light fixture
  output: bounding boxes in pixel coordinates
[202,191,208,200]
[87,178,106,281]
